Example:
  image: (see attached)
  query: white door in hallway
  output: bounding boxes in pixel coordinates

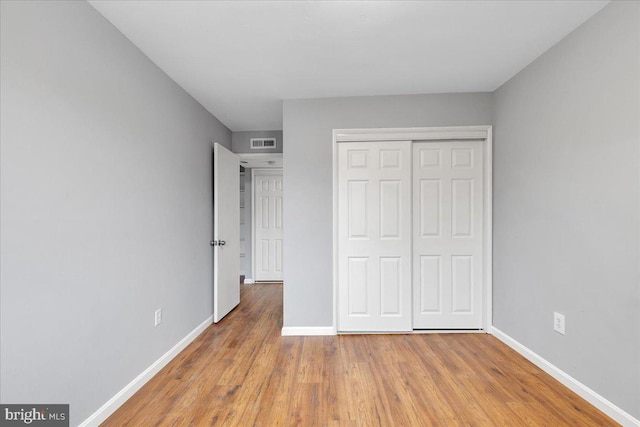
[212,143,240,323]
[337,141,412,332]
[254,169,284,281]
[412,141,484,329]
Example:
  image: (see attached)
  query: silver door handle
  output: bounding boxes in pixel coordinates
[210,240,226,246]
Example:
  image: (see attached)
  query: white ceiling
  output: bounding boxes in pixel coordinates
[89,0,608,132]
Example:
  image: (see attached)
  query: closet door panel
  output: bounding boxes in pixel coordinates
[413,141,484,329]
[338,141,412,332]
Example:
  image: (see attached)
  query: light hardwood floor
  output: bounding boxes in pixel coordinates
[103,283,616,426]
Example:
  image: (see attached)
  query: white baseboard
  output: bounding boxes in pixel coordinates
[244,278,255,284]
[491,326,639,427]
[79,315,214,427]
[281,326,336,336]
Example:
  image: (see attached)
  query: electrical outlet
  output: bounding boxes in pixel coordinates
[155,308,162,326]
[553,312,565,335]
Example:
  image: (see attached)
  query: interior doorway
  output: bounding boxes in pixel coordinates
[237,153,284,284]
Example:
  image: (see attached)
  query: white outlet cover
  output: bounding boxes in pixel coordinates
[554,312,565,335]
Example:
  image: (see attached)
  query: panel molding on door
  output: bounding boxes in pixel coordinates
[253,169,284,281]
[338,141,412,332]
[412,141,484,329]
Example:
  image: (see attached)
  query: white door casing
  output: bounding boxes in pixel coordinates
[253,169,284,281]
[337,141,412,332]
[213,143,240,323]
[412,141,484,329]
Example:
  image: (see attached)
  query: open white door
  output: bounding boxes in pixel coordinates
[212,143,240,323]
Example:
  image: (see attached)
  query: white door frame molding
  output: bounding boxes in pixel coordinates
[332,126,493,333]
[252,168,284,282]
[238,153,283,169]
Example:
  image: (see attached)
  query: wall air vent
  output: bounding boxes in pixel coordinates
[250,138,276,149]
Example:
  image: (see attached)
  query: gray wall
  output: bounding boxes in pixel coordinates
[232,130,283,154]
[282,93,492,327]
[0,1,231,425]
[493,1,639,418]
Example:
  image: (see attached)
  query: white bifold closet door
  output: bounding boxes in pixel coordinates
[412,141,484,329]
[338,141,412,332]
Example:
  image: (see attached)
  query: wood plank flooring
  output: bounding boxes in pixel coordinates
[102,283,617,426]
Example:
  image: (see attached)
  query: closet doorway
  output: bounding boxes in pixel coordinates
[333,126,492,333]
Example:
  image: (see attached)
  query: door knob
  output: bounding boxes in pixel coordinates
[210,240,226,246]
[219,240,226,246]
[210,240,216,246]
